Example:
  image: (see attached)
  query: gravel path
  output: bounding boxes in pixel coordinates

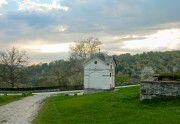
[0,85,137,124]
[0,94,50,124]
[0,90,83,124]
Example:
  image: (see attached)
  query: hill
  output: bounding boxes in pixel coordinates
[113,50,180,81]
[1,50,179,87]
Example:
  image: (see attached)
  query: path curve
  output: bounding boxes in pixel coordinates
[0,85,138,124]
[0,94,50,124]
[0,90,83,124]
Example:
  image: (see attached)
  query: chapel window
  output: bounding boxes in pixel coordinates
[94,61,97,64]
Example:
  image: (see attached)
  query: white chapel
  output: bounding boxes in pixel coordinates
[83,52,116,93]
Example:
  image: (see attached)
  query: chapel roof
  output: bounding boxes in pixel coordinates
[83,52,116,66]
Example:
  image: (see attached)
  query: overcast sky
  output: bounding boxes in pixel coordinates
[0,0,180,64]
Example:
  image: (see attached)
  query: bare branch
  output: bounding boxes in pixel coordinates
[0,47,29,87]
[69,37,101,60]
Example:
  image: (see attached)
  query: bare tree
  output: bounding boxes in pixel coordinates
[68,37,101,85]
[69,37,101,60]
[0,47,29,87]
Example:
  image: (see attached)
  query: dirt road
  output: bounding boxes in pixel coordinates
[0,85,137,124]
[0,94,50,124]
[0,90,83,124]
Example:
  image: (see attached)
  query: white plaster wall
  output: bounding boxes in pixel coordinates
[84,57,109,70]
[84,58,115,90]
[108,63,115,88]
[113,68,115,87]
[111,67,115,88]
[84,69,111,89]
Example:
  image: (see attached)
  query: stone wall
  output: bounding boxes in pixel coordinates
[140,81,180,100]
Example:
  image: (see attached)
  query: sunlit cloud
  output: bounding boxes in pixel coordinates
[0,0,180,63]
[21,43,70,53]
[0,0,7,16]
[121,29,180,50]
[18,0,69,13]
[0,0,7,7]
[58,25,68,32]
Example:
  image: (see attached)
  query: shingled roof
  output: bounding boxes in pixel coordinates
[83,52,116,66]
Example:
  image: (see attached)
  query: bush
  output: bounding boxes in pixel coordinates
[115,74,132,83]
[22,92,32,97]
[157,73,180,81]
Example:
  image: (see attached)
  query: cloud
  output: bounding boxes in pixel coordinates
[7,12,55,27]
[60,0,180,34]
[10,39,71,53]
[58,25,68,32]
[100,27,180,55]
[0,0,180,63]
[0,0,7,7]
[122,29,180,50]
[0,0,7,16]
[21,43,70,53]
[17,0,69,13]
[10,40,70,64]
[27,52,69,64]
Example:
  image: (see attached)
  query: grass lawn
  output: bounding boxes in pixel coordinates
[34,86,180,124]
[0,92,32,106]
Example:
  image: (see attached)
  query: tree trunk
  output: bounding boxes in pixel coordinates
[11,81,15,88]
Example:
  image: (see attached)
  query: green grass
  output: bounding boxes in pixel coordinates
[34,86,180,124]
[0,92,32,106]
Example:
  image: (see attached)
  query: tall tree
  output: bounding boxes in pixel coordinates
[140,67,155,80]
[69,37,101,60]
[69,37,101,85]
[0,47,29,87]
[52,60,69,86]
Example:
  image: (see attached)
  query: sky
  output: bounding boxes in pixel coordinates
[0,0,180,64]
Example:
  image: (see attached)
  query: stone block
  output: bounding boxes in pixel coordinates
[140,81,180,100]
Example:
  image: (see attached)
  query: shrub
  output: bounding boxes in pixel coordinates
[156,73,180,81]
[22,92,32,97]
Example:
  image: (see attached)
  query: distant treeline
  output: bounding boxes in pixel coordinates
[113,50,180,82]
[0,50,179,87]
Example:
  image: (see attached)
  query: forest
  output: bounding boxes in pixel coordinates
[0,38,179,88]
[113,50,180,83]
[1,50,178,88]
